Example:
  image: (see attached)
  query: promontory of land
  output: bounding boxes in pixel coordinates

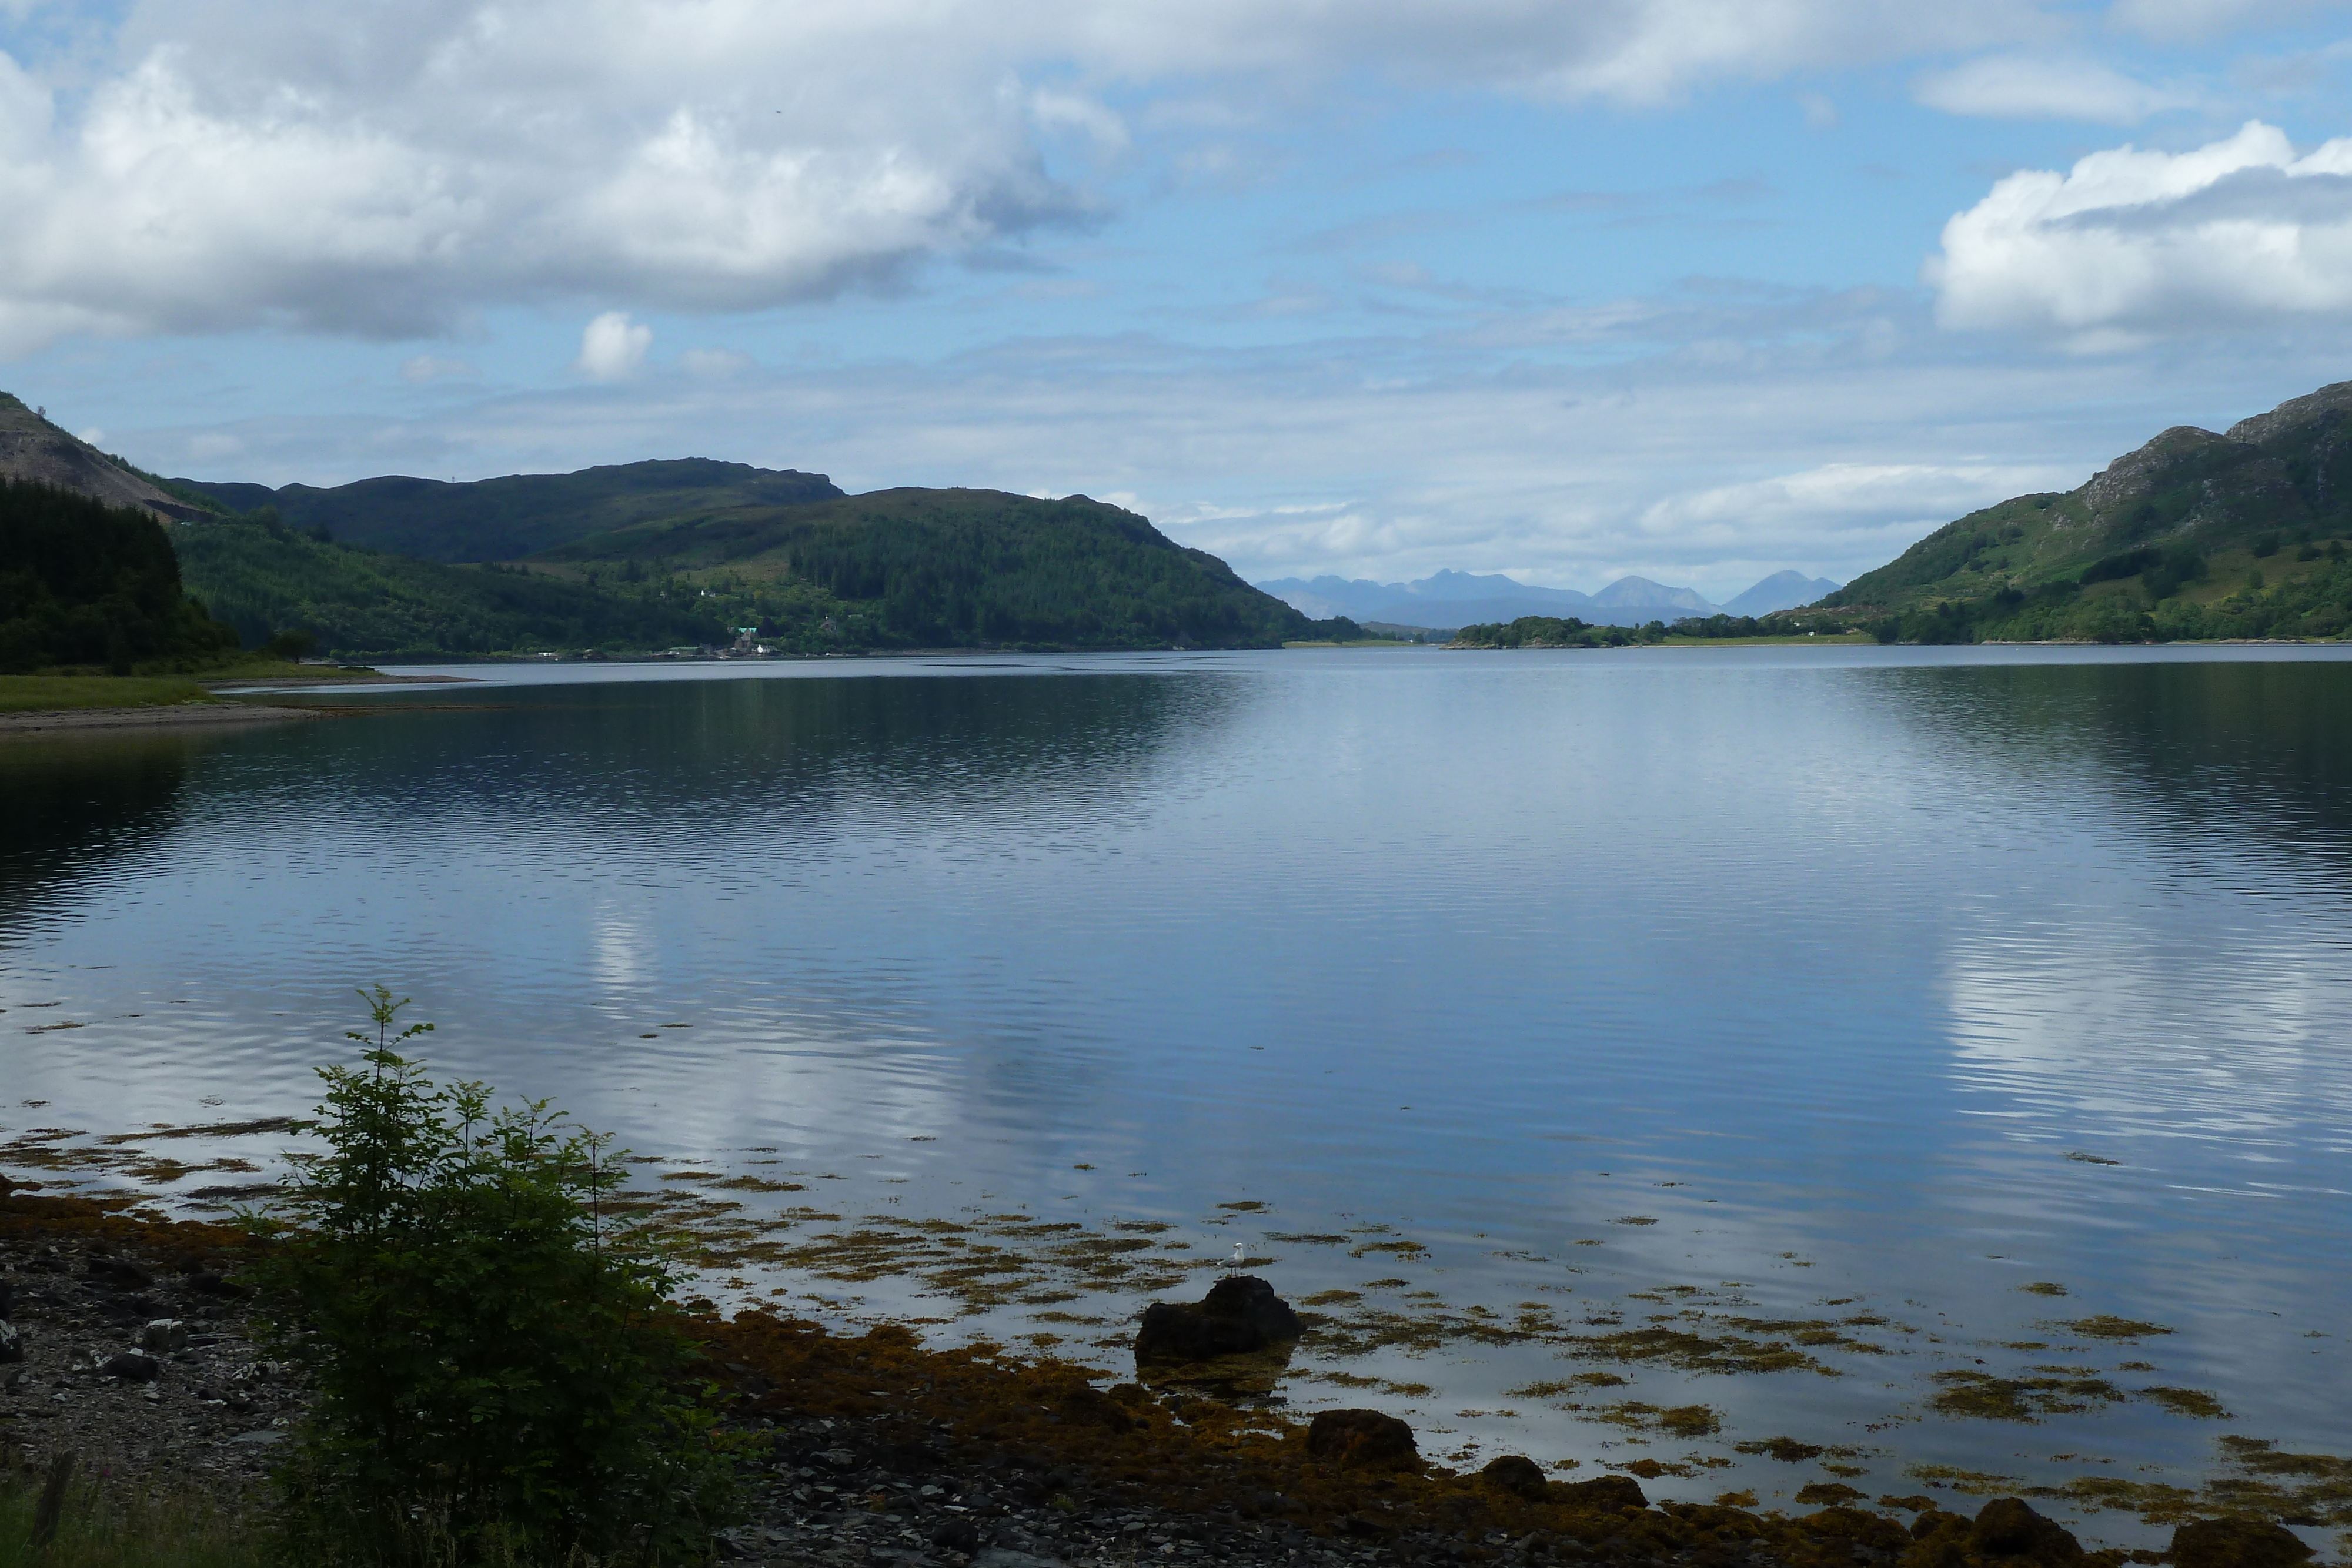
[1,391,1344,664]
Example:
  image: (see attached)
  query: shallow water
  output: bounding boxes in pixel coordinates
[5,645,2351,1537]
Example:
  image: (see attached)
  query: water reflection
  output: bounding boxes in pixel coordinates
[0,733,193,938]
[5,650,2352,1526]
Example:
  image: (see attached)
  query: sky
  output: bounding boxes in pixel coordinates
[5,1,2352,600]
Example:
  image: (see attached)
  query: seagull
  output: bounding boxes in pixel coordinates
[1230,1241,1246,1272]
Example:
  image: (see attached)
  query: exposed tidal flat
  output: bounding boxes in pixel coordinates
[5,646,2352,1550]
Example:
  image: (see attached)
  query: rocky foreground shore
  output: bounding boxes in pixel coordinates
[0,1184,2320,1568]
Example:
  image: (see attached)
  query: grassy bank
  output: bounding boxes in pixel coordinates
[0,660,389,714]
[0,676,213,713]
[0,1473,259,1568]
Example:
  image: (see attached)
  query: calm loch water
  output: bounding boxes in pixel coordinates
[5,646,2351,1538]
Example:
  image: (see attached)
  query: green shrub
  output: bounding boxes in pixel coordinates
[243,989,733,1566]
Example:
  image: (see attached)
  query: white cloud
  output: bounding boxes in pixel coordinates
[116,288,2344,583]
[1635,460,2077,537]
[575,312,652,381]
[1913,54,2197,123]
[0,0,2077,354]
[1929,120,2352,343]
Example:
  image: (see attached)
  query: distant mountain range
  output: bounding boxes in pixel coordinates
[1720,570,1843,617]
[1257,567,1838,628]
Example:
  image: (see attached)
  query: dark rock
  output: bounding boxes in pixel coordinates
[932,1516,983,1553]
[86,1256,155,1291]
[0,1322,20,1364]
[1552,1475,1649,1513]
[0,1278,12,1318]
[1133,1275,1302,1362]
[1912,1510,1971,1539]
[1057,1386,1132,1431]
[185,1271,253,1300]
[1482,1455,1549,1501]
[877,1439,941,1473]
[2171,1518,2316,1568]
[1305,1408,1418,1468]
[1970,1498,2082,1563]
[101,1349,161,1382]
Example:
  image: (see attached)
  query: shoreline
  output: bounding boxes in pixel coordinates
[0,701,333,735]
[0,1183,2207,1568]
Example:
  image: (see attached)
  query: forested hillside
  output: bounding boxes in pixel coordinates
[173,459,843,562]
[5,380,1325,656]
[526,487,1314,650]
[172,515,730,656]
[0,479,240,671]
[1823,380,2352,643]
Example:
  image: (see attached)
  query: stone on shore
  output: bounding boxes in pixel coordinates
[138,1318,188,1353]
[1480,1454,1549,1500]
[1555,1475,1649,1512]
[1969,1497,2082,1564]
[1134,1275,1302,1362]
[2171,1517,2316,1568]
[101,1349,161,1383]
[1305,1409,1417,1468]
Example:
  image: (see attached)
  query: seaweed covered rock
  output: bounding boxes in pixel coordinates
[1305,1409,1418,1468]
[1058,1384,1135,1431]
[2171,1518,2315,1568]
[1134,1275,1302,1362]
[1970,1498,2082,1564]
[1555,1474,1649,1512]
[1481,1454,1549,1501]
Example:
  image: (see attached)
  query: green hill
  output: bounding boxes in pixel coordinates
[171,516,729,657]
[0,478,240,672]
[522,487,1313,651]
[165,486,1315,656]
[171,459,843,562]
[4,382,1319,656]
[1823,380,2352,643]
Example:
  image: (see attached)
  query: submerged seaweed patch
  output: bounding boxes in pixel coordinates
[1929,1370,2125,1421]
[1735,1437,1825,1462]
[2139,1387,2231,1419]
[1559,1326,1830,1376]
[2060,1316,2174,1340]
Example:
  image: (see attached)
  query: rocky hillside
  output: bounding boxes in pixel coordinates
[0,395,212,522]
[1828,382,2352,614]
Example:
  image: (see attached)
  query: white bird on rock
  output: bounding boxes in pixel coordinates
[1230,1241,1246,1272]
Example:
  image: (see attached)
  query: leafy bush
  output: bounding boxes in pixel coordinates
[243,990,733,1565]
